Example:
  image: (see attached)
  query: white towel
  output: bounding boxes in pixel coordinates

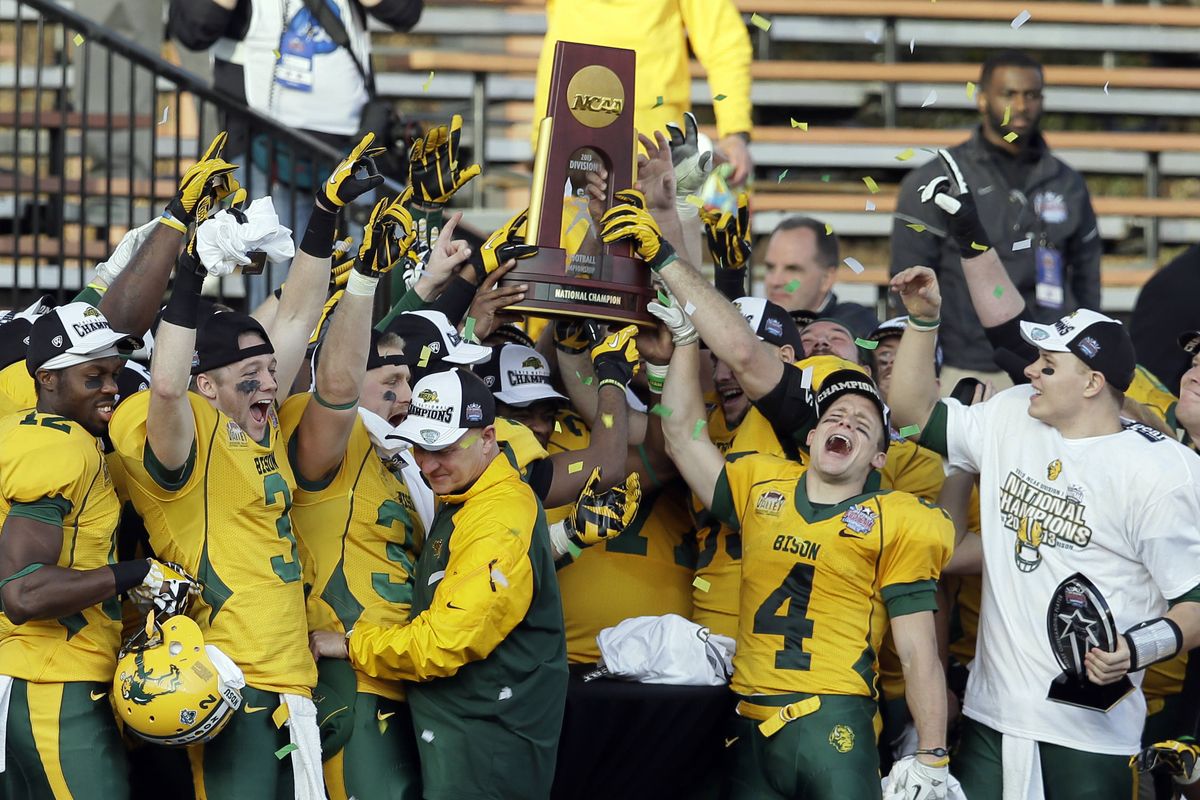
[205,645,247,696]
[281,694,324,800]
[0,675,12,772]
[1001,732,1045,800]
[196,197,294,277]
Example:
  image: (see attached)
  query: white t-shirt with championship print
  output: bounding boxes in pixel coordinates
[943,384,1200,755]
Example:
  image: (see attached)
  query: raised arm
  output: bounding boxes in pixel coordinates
[272,135,385,399]
[887,266,943,430]
[661,339,725,510]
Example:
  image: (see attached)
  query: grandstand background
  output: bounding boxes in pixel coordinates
[2,0,1199,314]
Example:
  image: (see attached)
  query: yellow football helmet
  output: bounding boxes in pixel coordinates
[113,614,242,746]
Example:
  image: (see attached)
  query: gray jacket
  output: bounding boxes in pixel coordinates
[890,127,1101,371]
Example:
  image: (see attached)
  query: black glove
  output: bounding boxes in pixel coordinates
[408,114,482,207]
[318,133,386,209]
[919,149,992,259]
[590,324,640,387]
[165,132,239,227]
[478,208,538,282]
[701,191,751,271]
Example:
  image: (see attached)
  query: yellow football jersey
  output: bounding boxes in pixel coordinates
[713,453,953,699]
[278,395,425,701]
[495,417,551,475]
[0,411,123,682]
[1128,364,1177,425]
[109,391,316,696]
[0,360,36,418]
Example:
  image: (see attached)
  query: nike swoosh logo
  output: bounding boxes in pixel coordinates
[377,710,395,722]
[446,601,465,610]
[90,690,107,701]
[244,705,269,714]
[838,529,863,538]
[724,737,739,748]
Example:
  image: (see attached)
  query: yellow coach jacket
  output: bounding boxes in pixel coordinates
[533,0,753,144]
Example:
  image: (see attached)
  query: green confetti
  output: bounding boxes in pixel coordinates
[693,576,712,592]
[568,461,583,474]
[970,241,989,251]
[566,541,582,559]
[692,419,707,440]
[275,743,297,760]
[463,316,477,341]
[583,376,594,386]
[898,424,922,438]
[906,223,927,233]
[657,289,671,306]
[820,174,831,183]
[966,81,976,100]
[993,285,1004,298]
[784,279,801,293]
[777,169,789,183]
[750,12,772,31]
[714,94,727,102]
[862,176,880,194]
[650,403,673,418]
[654,96,664,108]
[855,338,879,350]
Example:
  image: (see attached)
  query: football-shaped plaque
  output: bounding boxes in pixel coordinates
[500,41,654,326]
[1045,572,1134,711]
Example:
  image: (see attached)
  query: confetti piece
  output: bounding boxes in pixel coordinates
[693,576,712,592]
[568,461,583,474]
[490,567,509,588]
[657,289,671,306]
[654,96,664,108]
[777,169,789,183]
[898,424,922,438]
[800,367,813,390]
[684,301,696,315]
[855,337,879,350]
[1012,238,1032,252]
[601,413,614,429]
[906,223,927,233]
[844,257,865,274]
[650,403,673,418]
[274,50,281,60]
[864,30,880,44]
[275,744,297,760]
[865,201,876,212]
[824,223,833,236]
[583,376,593,386]
[714,94,727,101]
[750,12,772,30]
[458,434,479,449]
[895,148,915,162]
[498,687,513,701]
[1011,9,1031,28]
[422,71,435,92]
[378,718,390,735]
[417,346,431,368]
[1103,81,1109,96]
[1003,132,1019,143]
[73,33,84,46]
[725,736,740,747]
[921,90,938,108]
[554,420,562,432]
[970,241,989,251]
[784,279,802,293]
[993,285,1005,298]
[272,704,290,730]
[685,194,704,209]
[1002,105,1011,126]
[566,541,582,559]
[966,81,976,100]
[790,118,808,131]
[909,38,915,54]
[157,107,169,126]
[692,419,707,440]
[421,730,435,743]
[863,176,880,194]
[820,174,831,183]
[463,316,477,341]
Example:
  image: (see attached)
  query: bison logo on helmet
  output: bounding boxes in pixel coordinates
[418,389,439,404]
[120,654,183,706]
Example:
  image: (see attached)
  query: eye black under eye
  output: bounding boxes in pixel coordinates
[1042,367,1055,375]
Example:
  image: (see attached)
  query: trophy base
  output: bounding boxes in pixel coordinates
[1046,673,1134,712]
[499,247,655,327]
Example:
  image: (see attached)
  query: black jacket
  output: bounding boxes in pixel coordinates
[890,126,1102,371]
[1131,244,1200,389]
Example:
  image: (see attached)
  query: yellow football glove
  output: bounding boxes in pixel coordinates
[554,319,595,354]
[309,289,344,346]
[129,559,199,617]
[165,131,240,227]
[479,207,539,280]
[590,324,640,387]
[570,468,642,548]
[1131,739,1200,785]
[319,132,387,209]
[700,191,751,271]
[408,114,482,207]
[598,189,677,272]
[355,193,416,278]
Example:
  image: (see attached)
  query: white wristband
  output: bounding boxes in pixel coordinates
[645,363,669,394]
[1124,617,1182,672]
[547,518,576,560]
[344,270,379,297]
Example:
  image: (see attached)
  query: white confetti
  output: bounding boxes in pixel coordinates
[864,30,881,44]
[1011,9,1031,28]
[909,38,915,54]
[684,301,696,316]
[498,687,513,701]
[800,367,814,390]
[421,730,435,743]
[1012,238,1033,251]
[921,90,937,108]
[157,107,169,126]
[1103,81,1110,95]
[490,568,509,588]
[427,570,445,586]
[865,201,876,212]
[843,257,866,274]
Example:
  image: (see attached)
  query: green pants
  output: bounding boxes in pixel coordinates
[725,694,881,800]
[3,679,130,800]
[956,716,1136,800]
[323,691,421,800]
[188,685,296,800]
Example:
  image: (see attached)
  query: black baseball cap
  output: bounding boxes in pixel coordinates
[1019,309,1135,392]
[311,328,408,375]
[813,368,891,448]
[386,310,491,368]
[1178,330,1200,355]
[733,296,803,352]
[392,368,496,450]
[790,308,819,330]
[867,316,944,372]
[26,303,142,376]
[192,311,274,375]
[0,295,52,370]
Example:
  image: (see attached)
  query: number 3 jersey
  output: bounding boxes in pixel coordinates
[109,391,316,696]
[711,453,953,699]
[0,412,122,682]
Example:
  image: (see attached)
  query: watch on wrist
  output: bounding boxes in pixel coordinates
[915,747,950,759]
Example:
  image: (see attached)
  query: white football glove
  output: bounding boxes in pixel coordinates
[666,112,713,218]
[647,288,697,346]
[129,559,199,617]
[92,217,160,289]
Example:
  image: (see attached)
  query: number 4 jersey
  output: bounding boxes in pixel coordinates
[711,453,953,699]
[109,391,316,696]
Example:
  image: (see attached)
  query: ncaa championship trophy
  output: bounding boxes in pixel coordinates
[500,42,655,326]
[1046,572,1134,711]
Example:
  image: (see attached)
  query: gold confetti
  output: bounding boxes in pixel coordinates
[685,194,704,208]
[966,81,976,100]
[1003,131,1019,143]
[554,420,562,433]
[971,241,990,251]
[417,345,431,368]
[824,223,833,236]
[906,223,927,233]
[693,576,712,592]
[1002,105,1011,126]
[568,461,583,474]
[72,33,84,46]
[601,413,614,429]
[750,12,772,31]
[790,118,808,131]
[895,148,915,162]
[422,71,435,92]
[863,176,880,194]
[274,50,281,60]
